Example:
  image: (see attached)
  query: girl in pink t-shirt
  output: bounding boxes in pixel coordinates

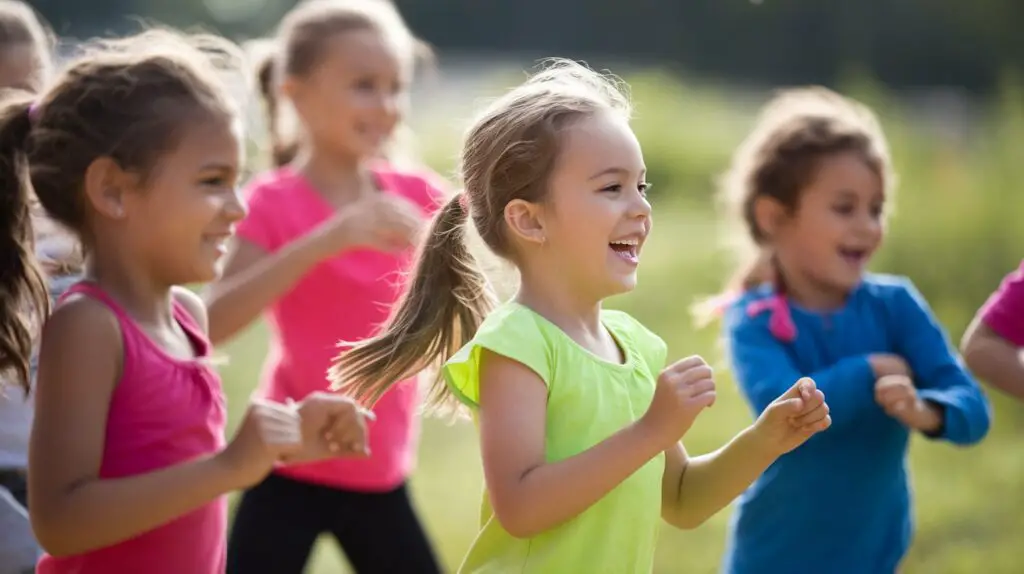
[0,29,372,574]
[962,260,1024,401]
[204,2,443,572]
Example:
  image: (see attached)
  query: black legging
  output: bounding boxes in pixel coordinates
[226,472,442,574]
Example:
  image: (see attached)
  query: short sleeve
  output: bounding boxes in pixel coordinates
[980,260,1024,347]
[443,305,554,408]
[236,180,283,252]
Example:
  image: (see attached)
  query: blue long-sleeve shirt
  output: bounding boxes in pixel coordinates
[721,274,991,574]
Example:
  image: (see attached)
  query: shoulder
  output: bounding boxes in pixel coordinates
[443,303,557,408]
[171,287,208,335]
[602,309,668,375]
[723,285,775,333]
[857,273,926,308]
[241,168,301,211]
[373,162,450,214]
[43,294,122,358]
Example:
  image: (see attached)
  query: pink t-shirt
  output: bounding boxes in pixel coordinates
[37,283,227,574]
[981,259,1024,347]
[236,163,443,491]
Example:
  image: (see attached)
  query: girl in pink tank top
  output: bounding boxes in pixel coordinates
[204,3,444,573]
[0,30,374,574]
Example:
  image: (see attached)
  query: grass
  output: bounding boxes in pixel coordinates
[214,67,1024,573]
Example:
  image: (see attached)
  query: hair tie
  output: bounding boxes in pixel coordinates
[28,101,41,123]
[457,192,469,214]
[745,259,797,343]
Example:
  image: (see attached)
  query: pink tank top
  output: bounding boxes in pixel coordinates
[36,283,228,574]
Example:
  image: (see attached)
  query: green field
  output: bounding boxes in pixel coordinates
[218,69,1024,573]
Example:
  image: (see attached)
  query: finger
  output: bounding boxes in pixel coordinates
[677,366,714,386]
[680,377,715,397]
[780,377,815,401]
[665,355,708,372]
[793,401,829,426]
[774,397,804,416]
[801,415,832,434]
[685,389,717,409]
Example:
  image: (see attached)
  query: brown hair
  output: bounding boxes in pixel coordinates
[0,0,55,91]
[329,59,632,412]
[256,0,433,167]
[693,86,893,325]
[0,29,242,393]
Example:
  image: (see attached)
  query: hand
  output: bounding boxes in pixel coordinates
[751,378,831,457]
[874,375,943,433]
[281,392,376,464]
[638,355,717,450]
[308,193,424,259]
[868,353,911,378]
[217,398,303,488]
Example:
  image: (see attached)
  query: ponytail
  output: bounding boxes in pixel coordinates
[0,96,50,394]
[329,193,497,411]
[255,53,298,168]
[691,249,773,327]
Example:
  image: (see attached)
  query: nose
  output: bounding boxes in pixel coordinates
[224,186,248,223]
[379,90,404,120]
[629,189,652,221]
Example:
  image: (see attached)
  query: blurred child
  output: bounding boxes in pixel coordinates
[962,260,1024,400]
[331,59,832,574]
[202,1,443,571]
[0,29,372,574]
[701,87,992,574]
[0,3,60,572]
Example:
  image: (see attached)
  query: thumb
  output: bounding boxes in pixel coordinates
[781,377,815,401]
[774,397,805,416]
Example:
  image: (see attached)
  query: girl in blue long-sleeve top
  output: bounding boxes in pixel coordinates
[697,87,992,574]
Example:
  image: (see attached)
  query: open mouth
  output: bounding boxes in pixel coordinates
[609,238,640,265]
[838,247,869,267]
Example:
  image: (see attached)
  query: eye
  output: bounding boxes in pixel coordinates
[600,183,623,193]
[638,182,652,195]
[870,203,885,218]
[832,203,855,215]
[354,77,376,92]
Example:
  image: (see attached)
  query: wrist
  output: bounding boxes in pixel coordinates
[628,418,676,456]
[209,449,255,492]
[743,423,787,463]
[914,399,945,435]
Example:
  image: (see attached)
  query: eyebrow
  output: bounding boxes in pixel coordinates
[588,167,646,180]
[198,162,236,172]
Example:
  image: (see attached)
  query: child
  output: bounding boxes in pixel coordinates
[331,59,832,574]
[703,87,992,574]
[961,260,1024,400]
[202,1,442,572]
[0,3,60,572]
[0,29,372,574]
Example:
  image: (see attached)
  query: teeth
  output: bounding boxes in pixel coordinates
[610,239,639,246]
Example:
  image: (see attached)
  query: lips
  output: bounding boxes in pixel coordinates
[610,237,642,265]
[838,247,869,266]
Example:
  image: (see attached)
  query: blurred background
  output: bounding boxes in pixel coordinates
[29,0,1024,572]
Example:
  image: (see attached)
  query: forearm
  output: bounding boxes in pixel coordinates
[204,238,321,345]
[32,453,238,557]
[493,423,664,538]
[963,335,1024,401]
[666,427,775,529]
[748,356,874,428]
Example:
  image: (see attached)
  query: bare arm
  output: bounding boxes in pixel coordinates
[203,236,323,345]
[660,428,775,529]
[477,351,664,539]
[28,298,247,557]
[962,317,1024,401]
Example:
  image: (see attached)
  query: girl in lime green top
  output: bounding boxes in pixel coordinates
[330,59,834,573]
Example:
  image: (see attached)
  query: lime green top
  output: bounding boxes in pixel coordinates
[443,302,669,574]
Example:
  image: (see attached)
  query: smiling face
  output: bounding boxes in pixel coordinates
[285,28,407,162]
[522,111,653,301]
[119,112,247,285]
[768,151,886,308]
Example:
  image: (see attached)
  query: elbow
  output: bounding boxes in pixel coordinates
[665,511,710,531]
[31,516,78,558]
[489,493,544,539]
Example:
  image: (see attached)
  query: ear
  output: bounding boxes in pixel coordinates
[82,157,132,220]
[280,76,303,106]
[752,195,787,240]
[503,198,547,246]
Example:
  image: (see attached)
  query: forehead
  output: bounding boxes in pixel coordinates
[554,112,644,177]
[314,29,404,78]
[803,151,884,202]
[150,113,242,176]
[0,44,44,90]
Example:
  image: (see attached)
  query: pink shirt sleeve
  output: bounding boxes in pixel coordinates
[980,259,1024,347]
[236,180,283,253]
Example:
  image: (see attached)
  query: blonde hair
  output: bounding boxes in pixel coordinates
[255,0,433,167]
[329,59,633,412]
[693,86,893,326]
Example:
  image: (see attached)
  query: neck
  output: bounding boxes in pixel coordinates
[516,266,605,339]
[83,241,175,327]
[775,260,850,311]
[295,146,372,202]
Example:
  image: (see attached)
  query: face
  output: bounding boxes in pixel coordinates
[286,29,407,161]
[121,113,247,286]
[0,44,45,91]
[769,151,885,307]
[525,112,652,300]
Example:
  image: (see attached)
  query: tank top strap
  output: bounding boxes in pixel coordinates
[171,297,210,358]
